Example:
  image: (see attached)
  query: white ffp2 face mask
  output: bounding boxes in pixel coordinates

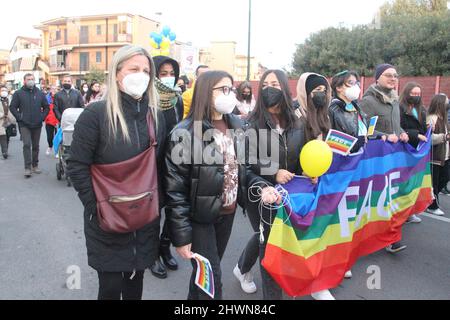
[1,91,8,98]
[345,85,361,101]
[160,76,175,89]
[214,93,238,115]
[122,72,150,98]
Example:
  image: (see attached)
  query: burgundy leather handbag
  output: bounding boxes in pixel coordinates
[90,112,159,233]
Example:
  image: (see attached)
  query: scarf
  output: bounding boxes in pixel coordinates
[373,84,398,105]
[155,78,181,111]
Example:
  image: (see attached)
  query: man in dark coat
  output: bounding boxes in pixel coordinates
[9,73,49,177]
[54,75,85,121]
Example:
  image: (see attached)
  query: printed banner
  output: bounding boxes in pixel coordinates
[262,134,433,297]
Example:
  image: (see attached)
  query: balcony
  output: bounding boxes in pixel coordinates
[50,64,68,73]
[50,39,67,47]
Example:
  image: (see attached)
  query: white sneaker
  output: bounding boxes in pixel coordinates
[406,214,422,224]
[46,147,51,156]
[426,208,445,216]
[233,264,257,294]
[344,270,353,279]
[311,289,335,300]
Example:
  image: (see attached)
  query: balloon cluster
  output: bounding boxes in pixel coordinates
[150,26,177,56]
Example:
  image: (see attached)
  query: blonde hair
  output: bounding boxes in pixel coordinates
[106,45,159,142]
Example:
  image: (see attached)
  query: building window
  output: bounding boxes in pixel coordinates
[96,25,102,35]
[96,52,102,63]
[55,30,61,41]
[113,24,118,42]
[80,52,89,71]
[80,26,89,44]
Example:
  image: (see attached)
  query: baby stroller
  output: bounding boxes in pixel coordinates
[56,108,84,187]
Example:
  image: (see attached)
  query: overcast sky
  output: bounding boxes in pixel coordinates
[1,0,387,69]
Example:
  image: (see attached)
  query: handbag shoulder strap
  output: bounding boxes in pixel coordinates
[146,108,157,146]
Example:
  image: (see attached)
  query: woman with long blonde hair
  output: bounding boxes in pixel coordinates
[68,45,166,300]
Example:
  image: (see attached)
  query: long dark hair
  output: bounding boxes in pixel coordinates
[331,70,360,98]
[236,81,252,103]
[428,94,448,134]
[304,75,331,142]
[85,81,100,103]
[188,70,234,124]
[400,82,424,122]
[249,69,296,130]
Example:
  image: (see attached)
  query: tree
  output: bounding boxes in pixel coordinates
[85,66,106,84]
[379,0,448,18]
[291,0,450,76]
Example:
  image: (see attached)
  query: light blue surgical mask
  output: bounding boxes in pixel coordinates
[160,76,175,89]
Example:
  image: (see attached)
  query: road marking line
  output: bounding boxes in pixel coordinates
[421,213,450,223]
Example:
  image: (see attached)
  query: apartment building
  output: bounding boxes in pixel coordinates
[36,14,160,85]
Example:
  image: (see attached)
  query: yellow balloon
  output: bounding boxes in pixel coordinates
[300,140,333,178]
[150,39,159,49]
[160,38,171,50]
[160,48,170,56]
[153,48,161,56]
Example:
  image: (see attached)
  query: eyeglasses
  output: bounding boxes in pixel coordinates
[344,81,360,88]
[382,73,399,79]
[213,86,236,95]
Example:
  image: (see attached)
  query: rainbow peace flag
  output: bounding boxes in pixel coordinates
[325,130,358,156]
[262,132,432,297]
[193,253,215,299]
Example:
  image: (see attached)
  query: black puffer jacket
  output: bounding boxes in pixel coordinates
[67,93,166,272]
[164,114,247,247]
[9,86,49,129]
[400,104,427,148]
[54,88,85,121]
[329,98,368,152]
[247,112,305,188]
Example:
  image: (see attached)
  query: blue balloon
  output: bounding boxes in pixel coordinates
[169,32,177,42]
[162,25,171,37]
[153,33,163,45]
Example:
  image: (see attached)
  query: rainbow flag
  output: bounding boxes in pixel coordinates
[193,254,215,299]
[325,130,358,156]
[262,132,432,297]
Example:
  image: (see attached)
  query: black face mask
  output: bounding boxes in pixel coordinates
[262,87,283,108]
[63,84,72,90]
[407,96,421,106]
[312,91,328,109]
[180,85,186,93]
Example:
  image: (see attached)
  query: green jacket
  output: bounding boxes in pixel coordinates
[359,84,405,136]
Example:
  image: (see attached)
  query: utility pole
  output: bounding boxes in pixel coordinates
[246,0,252,81]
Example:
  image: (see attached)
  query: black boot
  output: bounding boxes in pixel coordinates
[160,242,178,271]
[150,259,167,279]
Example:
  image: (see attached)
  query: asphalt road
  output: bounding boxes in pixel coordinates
[0,133,449,300]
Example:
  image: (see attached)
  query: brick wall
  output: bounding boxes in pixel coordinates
[241,76,450,107]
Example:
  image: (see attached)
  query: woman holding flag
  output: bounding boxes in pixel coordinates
[236,69,312,300]
[329,70,368,153]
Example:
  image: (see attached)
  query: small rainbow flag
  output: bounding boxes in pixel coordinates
[193,253,215,299]
[367,116,379,136]
[325,130,358,156]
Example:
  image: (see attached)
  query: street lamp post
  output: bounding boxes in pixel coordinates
[246,0,252,81]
